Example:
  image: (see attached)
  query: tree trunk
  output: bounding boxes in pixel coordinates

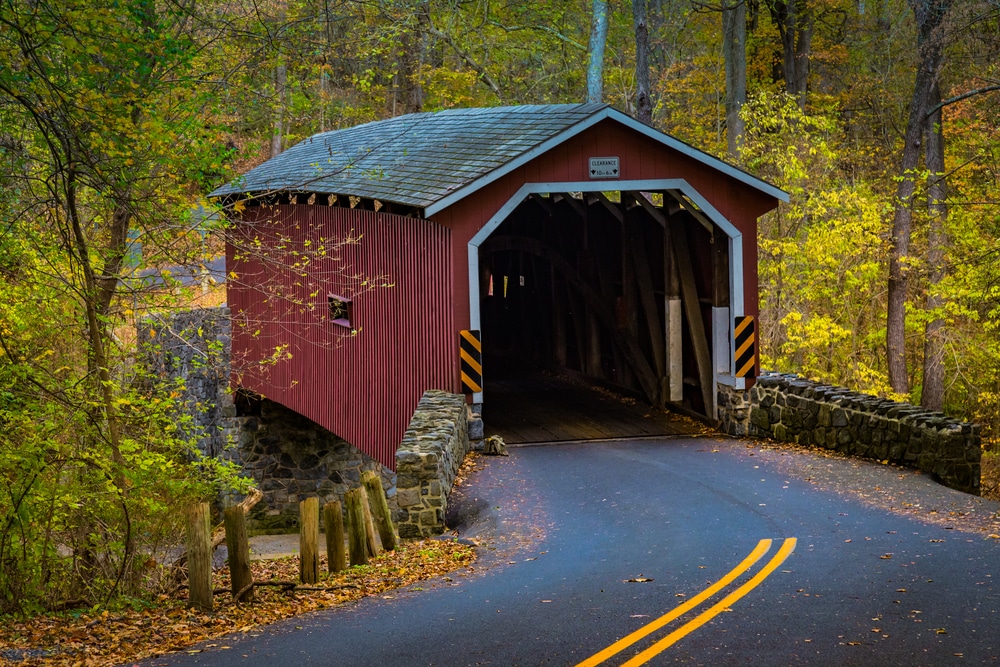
[271,0,288,157]
[587,0,609,103]
[768,0,812,109]
[921,80,946,412]
[633,0,653,124]
[886,0,952,395]
[398,1,429,114]
[792,2,812,107]
[271,61,286,158]
[723,0,747,157]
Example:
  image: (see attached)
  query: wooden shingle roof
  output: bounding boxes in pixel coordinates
[211,104,788,210]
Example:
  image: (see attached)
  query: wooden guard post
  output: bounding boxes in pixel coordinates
[345,489,368,566]
[224,505,254,603]
[299,497,320,584]
[186,502,213,612]
[324,500,347,573]
[362,470,398,551]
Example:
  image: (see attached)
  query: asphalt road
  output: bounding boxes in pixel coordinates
[141,437,1000,666]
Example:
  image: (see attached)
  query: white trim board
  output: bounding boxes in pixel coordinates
[468,179,746,331]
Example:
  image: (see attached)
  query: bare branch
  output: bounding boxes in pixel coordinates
[425,26,503,100]
[927,84,1000,116]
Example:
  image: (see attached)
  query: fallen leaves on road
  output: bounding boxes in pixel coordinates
[742,439,1000,537]
[0,539,475,667]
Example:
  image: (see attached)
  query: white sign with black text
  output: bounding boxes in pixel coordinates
[588,156,620,179]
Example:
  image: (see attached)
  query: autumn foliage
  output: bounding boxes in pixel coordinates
[1,0,1000,624]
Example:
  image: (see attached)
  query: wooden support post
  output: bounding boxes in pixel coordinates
[671,215,715,414]
[662,206,683,403]
[570,289,587,371]
[667,298,683,402]
[345,489,368,567]
[551,268,567,367]
[586,313,602,377]
[362,471,397,551]
[186,502,213,612]
[628,221,666,398]
[713,233,730,308]
[299,497,319,585]
[224,505,254,603]
[358,488,382,558]
[324,500,347,573]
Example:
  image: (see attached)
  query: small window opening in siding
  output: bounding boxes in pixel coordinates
[329,294,353,329]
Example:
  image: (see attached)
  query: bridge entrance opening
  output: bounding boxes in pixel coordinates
[475,187,737,435]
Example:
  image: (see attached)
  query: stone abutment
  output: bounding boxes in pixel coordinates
[718,373,981,495]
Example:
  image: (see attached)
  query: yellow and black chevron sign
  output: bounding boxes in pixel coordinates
[460,329,483,394]
[734,316,756,378]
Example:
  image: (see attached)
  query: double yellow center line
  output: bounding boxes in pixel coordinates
[576,537,797,667]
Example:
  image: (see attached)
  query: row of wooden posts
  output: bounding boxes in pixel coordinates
[185,470,396,612]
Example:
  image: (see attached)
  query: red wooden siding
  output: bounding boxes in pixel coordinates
[227,205,454,470]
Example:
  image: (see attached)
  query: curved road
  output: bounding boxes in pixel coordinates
[142,437,1000,666]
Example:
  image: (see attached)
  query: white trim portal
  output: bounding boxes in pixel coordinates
[467,179,749,398]
[469,180,745,326]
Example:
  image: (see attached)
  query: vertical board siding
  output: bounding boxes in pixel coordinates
[228,205,454,470]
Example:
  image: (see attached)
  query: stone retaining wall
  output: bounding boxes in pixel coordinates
[719,373,981,495]
[138,307,239,462]
[239,399,395,533]
[395,390,470,538]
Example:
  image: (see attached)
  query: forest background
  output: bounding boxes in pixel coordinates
[1,0,999,614]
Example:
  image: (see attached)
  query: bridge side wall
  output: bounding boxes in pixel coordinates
[718,373,981,495]
[395,390,470,538]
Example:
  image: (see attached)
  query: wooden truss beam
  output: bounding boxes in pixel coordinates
[669,216,715,414]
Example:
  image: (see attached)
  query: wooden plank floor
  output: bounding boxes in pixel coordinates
[481,370,706,444]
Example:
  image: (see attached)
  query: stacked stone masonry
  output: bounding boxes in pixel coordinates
[395,390,471,538]
[718,373,981,495]
[138,307,239,463]
[239,399,395,532]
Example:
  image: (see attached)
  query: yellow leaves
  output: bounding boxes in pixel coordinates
[232,199,246,214]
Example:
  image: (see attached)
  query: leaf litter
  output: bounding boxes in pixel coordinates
[0,539,475,667]
[741,439,1000,536]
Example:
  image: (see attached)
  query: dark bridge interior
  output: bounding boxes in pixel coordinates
[478,190,726,432]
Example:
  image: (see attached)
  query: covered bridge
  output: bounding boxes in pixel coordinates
[211,103,787,470]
